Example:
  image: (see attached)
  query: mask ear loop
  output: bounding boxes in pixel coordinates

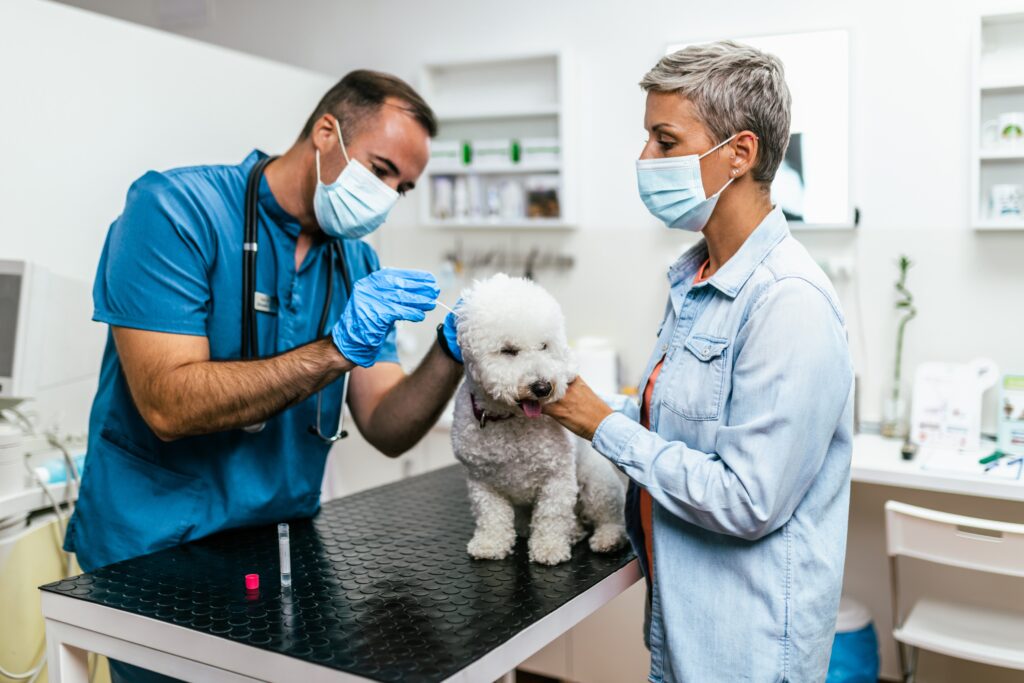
[700,133,740,198]
[698,133,738,160]
[315,118,351,185]
[333,119,351,163]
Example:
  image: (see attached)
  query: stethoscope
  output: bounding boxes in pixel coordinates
[241,155,351,442]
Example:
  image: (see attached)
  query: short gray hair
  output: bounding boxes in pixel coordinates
[640,40,792,184]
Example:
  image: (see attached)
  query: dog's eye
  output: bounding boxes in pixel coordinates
[540,343,548,351]
[500,346,519,356]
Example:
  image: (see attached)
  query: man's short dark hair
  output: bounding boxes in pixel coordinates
[300,70,437,141]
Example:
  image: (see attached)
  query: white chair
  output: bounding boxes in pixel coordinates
[884,501,1024,682]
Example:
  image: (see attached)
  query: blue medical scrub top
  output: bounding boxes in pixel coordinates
[65,150,398,572]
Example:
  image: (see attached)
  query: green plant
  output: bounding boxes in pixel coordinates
[892,255,917,400]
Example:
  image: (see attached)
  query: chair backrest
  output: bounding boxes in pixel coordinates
[885,501,1024,578]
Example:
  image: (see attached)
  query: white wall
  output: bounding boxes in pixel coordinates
[153,3,1024,681]
[0,0,334,430]
[78,0,1024,433]
[26,1,1024,680]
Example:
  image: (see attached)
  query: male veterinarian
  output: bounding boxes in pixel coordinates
[67,70,465,683]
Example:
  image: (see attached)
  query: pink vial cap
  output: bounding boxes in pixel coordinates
[245,573,259,590]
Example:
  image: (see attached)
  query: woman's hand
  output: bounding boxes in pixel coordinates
[543,376,614,441]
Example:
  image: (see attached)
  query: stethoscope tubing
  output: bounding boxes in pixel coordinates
[241,155,352,440]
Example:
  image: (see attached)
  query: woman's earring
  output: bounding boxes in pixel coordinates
[731,168,739,176]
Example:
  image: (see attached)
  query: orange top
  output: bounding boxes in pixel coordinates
[639,259,710,580]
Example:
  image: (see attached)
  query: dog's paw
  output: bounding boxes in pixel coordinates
[528,534,572,565]
[589,523,628,553]
[569,519,587,545]
[467,533,515,560]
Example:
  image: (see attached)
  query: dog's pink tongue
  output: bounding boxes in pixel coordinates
[521,400,542,418]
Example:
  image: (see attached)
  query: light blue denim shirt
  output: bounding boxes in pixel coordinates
[594,207,854,683]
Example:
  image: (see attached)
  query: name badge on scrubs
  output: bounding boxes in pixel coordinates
[253,291,279,315]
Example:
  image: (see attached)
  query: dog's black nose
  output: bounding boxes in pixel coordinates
[530,380,552,398]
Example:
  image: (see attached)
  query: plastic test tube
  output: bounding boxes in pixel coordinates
[278,523,291,588]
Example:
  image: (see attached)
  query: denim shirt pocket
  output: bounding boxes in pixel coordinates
[662,333,729,421]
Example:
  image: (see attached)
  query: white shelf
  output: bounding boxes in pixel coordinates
[979,148,1024,160]
[971,13,1024,228]
[424,217,573,230]
[434,104,560,122]
[979,78,1024,93]
[427,164,561,176]
[419,51,576,230]
[850,434,1024,502]
[973,219,1024,230]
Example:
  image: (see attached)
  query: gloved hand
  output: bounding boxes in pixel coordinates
[438,300,463,363]
[332,268,439,367]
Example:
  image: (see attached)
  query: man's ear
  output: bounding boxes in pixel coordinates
[311,114,339,156]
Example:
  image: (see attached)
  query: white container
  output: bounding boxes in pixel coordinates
[453,176,470,220]
[574,337,618,397]
[471,138,515,170]
[428,139,464,172]
[466,175,485,219]
[0,423,26,499]
[990,183,1023,219]
[499,180,526,221]
[431,176,454,220]
[521,137,560,167]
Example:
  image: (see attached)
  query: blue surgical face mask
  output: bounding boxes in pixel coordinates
[636,134,737,232]
[313,120,398,240]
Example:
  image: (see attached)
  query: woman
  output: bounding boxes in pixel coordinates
[546,41,854,682]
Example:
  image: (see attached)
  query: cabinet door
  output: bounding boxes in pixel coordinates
[569,581,649,683]
[519,581,648,682]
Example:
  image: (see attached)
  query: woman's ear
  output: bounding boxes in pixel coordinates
[729,130,759,179]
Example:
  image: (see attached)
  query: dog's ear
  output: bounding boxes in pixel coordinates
[566,347,580,381]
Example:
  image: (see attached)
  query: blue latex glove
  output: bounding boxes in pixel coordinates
[440,301,463,363]
[332,268,439,367]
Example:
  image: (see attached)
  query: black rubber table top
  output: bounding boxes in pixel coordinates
[41,465,635,682]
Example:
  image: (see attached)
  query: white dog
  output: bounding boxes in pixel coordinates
[451,274,627,565]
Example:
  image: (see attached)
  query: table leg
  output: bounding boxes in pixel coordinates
[44,620,90,683]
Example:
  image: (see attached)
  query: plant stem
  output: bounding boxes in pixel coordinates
[893,308,916,399]
[892,256,916,401]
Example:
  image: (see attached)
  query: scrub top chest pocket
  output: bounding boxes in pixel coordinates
[662,333,730,421]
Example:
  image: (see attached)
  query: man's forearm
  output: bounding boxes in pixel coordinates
[142,338,351,440]
[362,343,463,455]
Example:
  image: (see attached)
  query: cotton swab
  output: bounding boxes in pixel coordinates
[436,300,457,316]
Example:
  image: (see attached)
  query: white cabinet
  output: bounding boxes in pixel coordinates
[520,581,650,682]
[972,13,1024,230]
[417,52,577,230]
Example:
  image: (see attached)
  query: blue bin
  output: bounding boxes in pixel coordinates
[827,597,879,683]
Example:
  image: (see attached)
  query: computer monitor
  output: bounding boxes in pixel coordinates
[0,260,45,402]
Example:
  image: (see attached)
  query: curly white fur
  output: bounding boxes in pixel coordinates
[451,273,627,565]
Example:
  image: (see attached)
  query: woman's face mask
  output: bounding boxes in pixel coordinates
[313,120,398,240]
[636,133,737,232]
